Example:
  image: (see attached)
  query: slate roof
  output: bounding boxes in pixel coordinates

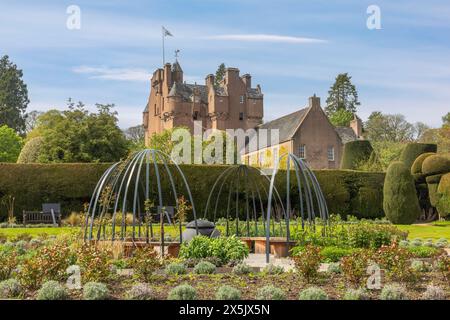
[246,107,309,148]
[334,126,358,144]
[168,82,209,103]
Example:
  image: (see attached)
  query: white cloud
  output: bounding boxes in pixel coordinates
[72,66,150,82]
[202,34,327,44]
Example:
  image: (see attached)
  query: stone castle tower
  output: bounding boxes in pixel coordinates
[143,60,264,143]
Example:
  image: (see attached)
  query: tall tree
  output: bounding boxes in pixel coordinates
[24,110,43,133]
[325,73,360,115]
[29,99,129,163]
[214,63,226,88]
[0,125,23,162]
[365,111,415,143]
[0,55,29,133]
[442,112,450,127]
[125,124,145,151]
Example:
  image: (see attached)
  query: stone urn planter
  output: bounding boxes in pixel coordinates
[182,219,221,242]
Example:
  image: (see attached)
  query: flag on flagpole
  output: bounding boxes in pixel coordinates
[162,26,173,37]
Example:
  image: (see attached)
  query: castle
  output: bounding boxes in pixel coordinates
[143,60,264,143]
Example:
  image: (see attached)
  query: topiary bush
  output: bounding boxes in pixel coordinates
[436,172,450,218]
[343,288,369,300]
[165,262,187,276]
[256,285,286,300]
[16,137,44,164]
[298,287,328,300]
[36,281,69,300]
[399,143,437,169]
[0,278,22,298]
[341,140,374,170]
[83,282,110,300]
[383,161,421,224]
[167,284,197,300]
[126,283,154,300]
[411,152,435,182]
[215,285,241,300]
[422,154,450,176]
[379,284,408,300]
[193,261,216,275]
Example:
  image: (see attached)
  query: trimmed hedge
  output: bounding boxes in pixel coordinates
[17,137,44,164]
[411,152,435,183]
[0,163,386,221]
[437,173,450,217]
[383,161,421,224]
[340,141,373,170]
[399,143,437,169]
[422,154,450,176]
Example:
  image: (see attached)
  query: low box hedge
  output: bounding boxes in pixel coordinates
[0,163,385,221]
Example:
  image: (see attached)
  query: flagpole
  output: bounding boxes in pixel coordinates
[162,26,165,66]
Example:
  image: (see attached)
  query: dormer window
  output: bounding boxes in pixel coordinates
[240,95,245,104]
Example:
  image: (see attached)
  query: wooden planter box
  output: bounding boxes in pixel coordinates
[241,237,296,258]
[122,241,181,258]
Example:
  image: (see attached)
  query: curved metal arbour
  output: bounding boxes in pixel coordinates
[204,165,286,238]
[265,153,329,262]
[85,149,198,242]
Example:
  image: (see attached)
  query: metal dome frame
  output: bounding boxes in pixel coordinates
[84,149,198,248]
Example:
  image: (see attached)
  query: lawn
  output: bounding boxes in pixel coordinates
[1,221,449,241]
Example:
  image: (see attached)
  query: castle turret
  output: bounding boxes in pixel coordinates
[171,60,183,83]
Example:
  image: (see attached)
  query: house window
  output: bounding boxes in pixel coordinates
[239,112,244,120]
[327,146,335,161]
[240,95,245,104]
[299,145,306,159]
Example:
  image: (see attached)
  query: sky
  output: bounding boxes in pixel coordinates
[0,0,449,129]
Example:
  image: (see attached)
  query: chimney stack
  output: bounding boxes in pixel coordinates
[242,74,251,89]
[206,74,215,88]
[308,94,320,109]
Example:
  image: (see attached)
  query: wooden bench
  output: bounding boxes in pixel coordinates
[23,203,62,226]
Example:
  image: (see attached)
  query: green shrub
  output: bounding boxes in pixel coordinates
[168,284,197,300]
[411,152,435,182]
[436,173,450,217]
[16,137,44,164]
[0,250,17,281]
[421,285,445,300]
[18,242,72,289]
[256,285,286,300]
[379,284,407,300]
[399,143,437,169]
[374,244,417,283]
[341,250,373,285]
[193,261,216,274]
[407,246,439,258]
[293,245,321,282]
[126,283,154,300]
[36,281,69,300]
[262,263,284,275]
[215,285,241,300]
[165,262,187,276]
[422,154,450,176]
[383,161,421,224]
[76,245,112,283]
[327,262,341,274]
[343,288,369,300]
[434,254,450,280]
[179,235,249,266]
[341,140,374,170]
[411,260,431,272]
[232,263,252,275]
[130,248,161,282]
[0,278,22,298]
[320,247,353,262]
[83,282,110,300]
[298,287,328,300]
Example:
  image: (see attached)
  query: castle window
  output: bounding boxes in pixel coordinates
[299,145,306,159]
[327,146,335,161]
[154,104,157,115]
[193,111,199,120]
[240,95,245,104]
[239,112,244,121]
